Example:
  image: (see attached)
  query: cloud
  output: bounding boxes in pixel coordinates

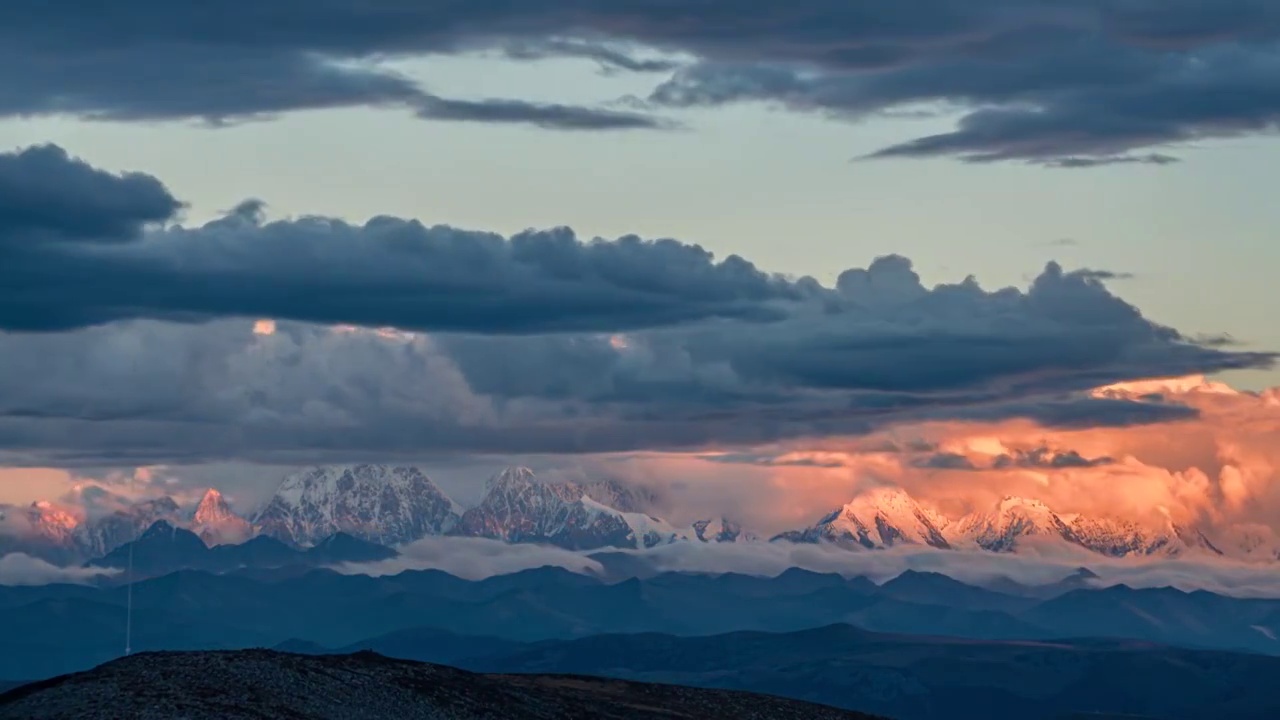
[642,12,1280,165]
[0,148,1272,464]
[315,534,1280,599]
[1,2,1277,163]
[415,93,675,130]
[0,145,182,243]
[500,39,685,74]
[0,553,116,586]
[0,146,797,333]
[598,541,1280,598]
[0,34,665,130]
[333,536,604,580]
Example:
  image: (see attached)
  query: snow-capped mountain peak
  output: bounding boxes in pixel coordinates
[579,496,684,549]
[772,486,950,549]
[486,466,537,492]
[253,464,461,547]
[452,467,664,550]
[692,517,757,543]
[194,489,233,524]
[191,488,252,547]
[950,495,1079,552]
[73,496,182,558]
[29,501,80,536]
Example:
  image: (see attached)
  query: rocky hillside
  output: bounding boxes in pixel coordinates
[0,649,882,720]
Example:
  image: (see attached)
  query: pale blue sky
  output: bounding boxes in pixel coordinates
[6,53,1276,389]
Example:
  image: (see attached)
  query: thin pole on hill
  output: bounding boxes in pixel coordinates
[125,471,134,656]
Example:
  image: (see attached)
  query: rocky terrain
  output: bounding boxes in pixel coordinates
[0,649,881,720]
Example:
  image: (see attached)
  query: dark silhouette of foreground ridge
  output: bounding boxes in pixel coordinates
[0,649,885,720]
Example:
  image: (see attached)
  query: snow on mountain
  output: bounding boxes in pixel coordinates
[253,464,461,547]
[949,496,1079,553]
[0,495,186,563]
[579,496,684,549]
[773,489,1237,560]
[1212,524,1280,561]
[27,501,80,545]
[771,487,951,549]
[190,489,253,547]
[692,517,757,543]
[74,496,183,558]
[0,501,83,564]
[451,467,668,550]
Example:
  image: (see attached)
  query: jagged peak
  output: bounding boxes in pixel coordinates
[486,466,537,491]
[195,488,231,516]
[841,486,912,513]
[271,464,440,500]
[995,495,1055,514]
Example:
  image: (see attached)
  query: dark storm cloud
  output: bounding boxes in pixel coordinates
[993,448,1115,469]
[500,39,684,74]
[0,145,182,242]
[911,446,1116,471]
[0,29,666,130]
[1,1,1277,162]
[0,147,1272,463]
[0,315,1210,466]
[415,93,673,130]
[913,452,978,470]
[0,146,796,333]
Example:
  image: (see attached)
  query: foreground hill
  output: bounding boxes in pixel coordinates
[0,649,880,720]
[277,624,1280,720]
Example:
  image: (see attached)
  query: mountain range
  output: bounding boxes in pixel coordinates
[2,463,1276,565]
[7,564,1280,718]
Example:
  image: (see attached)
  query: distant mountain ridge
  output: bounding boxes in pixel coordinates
[3,463,1277,564]
[9,561,1280,691]
[776,490,1259,560]
[449,467,679,550]
[86,519,397,576]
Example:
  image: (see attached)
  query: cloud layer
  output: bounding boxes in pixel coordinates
[0,553,116,586]
[328,533,1280,599]
[2,2,1278,163]
[0,145,1272,464]
[334,536,605,581]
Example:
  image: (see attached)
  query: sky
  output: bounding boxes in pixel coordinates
[1,0,1279,537]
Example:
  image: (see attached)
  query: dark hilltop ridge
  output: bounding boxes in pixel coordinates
[0,648,885,720]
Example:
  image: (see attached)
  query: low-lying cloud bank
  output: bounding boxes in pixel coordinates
[0,553,116,586]
[329,535,1280,599]
[332,536,604,581]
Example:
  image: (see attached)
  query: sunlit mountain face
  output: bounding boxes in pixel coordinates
[3,376,1279,580]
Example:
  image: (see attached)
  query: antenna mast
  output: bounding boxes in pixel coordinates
[124,472,134,656]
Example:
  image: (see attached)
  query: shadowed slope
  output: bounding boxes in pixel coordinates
[0,649,884,720]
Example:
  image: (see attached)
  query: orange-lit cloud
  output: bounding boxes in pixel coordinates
[4,375,1278,565]
[582,376,1280,544]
